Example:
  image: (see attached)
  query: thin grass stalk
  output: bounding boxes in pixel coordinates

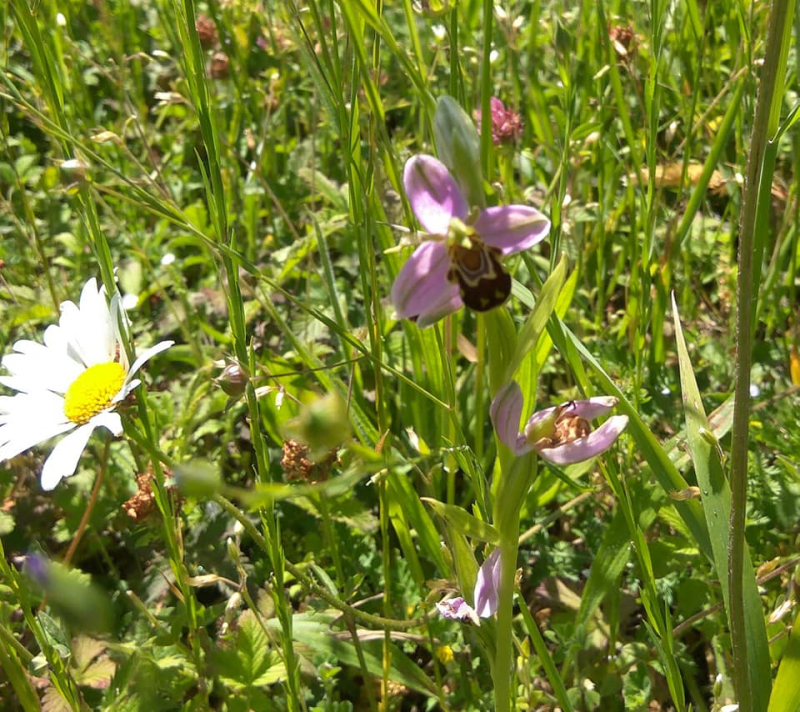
[475,314,486,462]
[729,0,794,708]
[177,0,304,701]
[479,0,494,175]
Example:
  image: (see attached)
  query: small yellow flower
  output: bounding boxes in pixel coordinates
[435,645,454,664]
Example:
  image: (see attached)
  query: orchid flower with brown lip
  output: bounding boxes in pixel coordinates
[391,155,550,327]
[490,381,629,465]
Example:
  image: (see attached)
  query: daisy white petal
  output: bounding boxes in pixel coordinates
[115,379,140,402]
[126,340,174,382]
[40,422,97,490]
[89,411,123,437]
[0,420,75,462]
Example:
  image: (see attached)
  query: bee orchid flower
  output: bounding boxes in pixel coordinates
[436,548,503,625]
[490,381,629,465]
[391,155,550,327]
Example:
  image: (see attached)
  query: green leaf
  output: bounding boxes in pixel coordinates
[518,599,575,712]
[387,471,447,575]
[214,611,285,689]
[484,308,518,396]
[38,612,70,659]
[421,498,500,545]
[0,637,39,711]
[574,507,630,631]
[284,611,437,697]
[503,253,568,385]
[534,267,578,375]
[769,606,800,712]
[0,511,14,536]
[672,296,771,710]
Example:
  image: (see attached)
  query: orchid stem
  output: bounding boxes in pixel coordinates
[493,532,520,712]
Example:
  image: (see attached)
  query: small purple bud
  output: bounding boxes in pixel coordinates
[473,548,502,618]
[436,596,480,626]
[23,554,50,587]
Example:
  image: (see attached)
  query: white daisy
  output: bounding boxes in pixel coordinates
[0,278,174,490]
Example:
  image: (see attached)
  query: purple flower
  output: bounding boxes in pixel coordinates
[435,596,480,625]
[391,155,550,327]
[490,381,629,465]
[473,547,502,617]
[436,548,502,624]
[22,554,50,587]
[477,97,523,146]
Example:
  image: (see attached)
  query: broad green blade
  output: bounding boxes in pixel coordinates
[672,296,771,710]
[769,607,800,712]
[422,498,500,545]
[560,320,712,559]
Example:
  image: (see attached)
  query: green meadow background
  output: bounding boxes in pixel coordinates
[2,0,800,709]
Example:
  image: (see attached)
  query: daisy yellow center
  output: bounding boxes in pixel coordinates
[63,362,126,424]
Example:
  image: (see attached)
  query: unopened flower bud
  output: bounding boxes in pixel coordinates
[433,96,484,209]
[216,361,249,398]
[285,393,351,462]
[174,460,221,499]
[226,536,240,563]
[60,158,88,184]
[226,591,243,614]
[23,554,50,587]
[209,51,230,79]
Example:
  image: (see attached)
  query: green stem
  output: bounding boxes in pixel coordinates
[493,534,520,712]
[212,494,429,632]
[491,455,532,711]
[479,0,494,176]
[729,0,794,708]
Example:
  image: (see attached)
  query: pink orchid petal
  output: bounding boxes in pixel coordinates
[474,205,550,256]
[404,155,468,234]
[474,548,502,618]
[436,596,479,625]
[490,382,528,453]
[391,242,455,319]
[416,291,463,328]
[563,396,619,420]
[538,415,629,465]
